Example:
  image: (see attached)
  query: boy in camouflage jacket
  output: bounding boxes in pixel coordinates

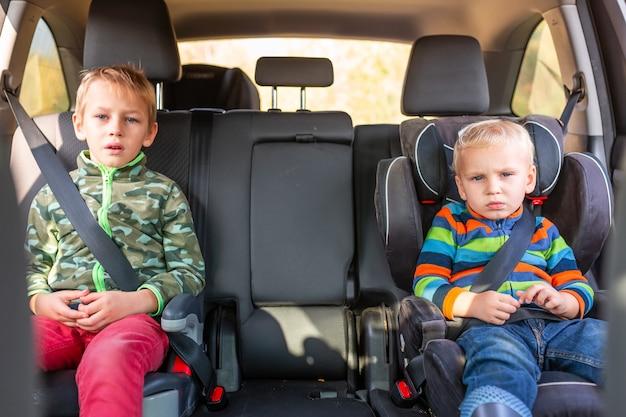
[25,65,205,417]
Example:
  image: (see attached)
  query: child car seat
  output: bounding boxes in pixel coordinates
[374,35,612,417]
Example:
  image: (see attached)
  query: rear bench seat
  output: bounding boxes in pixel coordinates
[200,57,376,417]
[11,55,391,417]
[10,0,407,414]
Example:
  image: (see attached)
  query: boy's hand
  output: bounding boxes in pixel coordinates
[31,289,90,326]
[517,285,579,319]
[75,289,158,332]
[453,290,520,325]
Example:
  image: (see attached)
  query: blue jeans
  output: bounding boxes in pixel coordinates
[456,318,605,416]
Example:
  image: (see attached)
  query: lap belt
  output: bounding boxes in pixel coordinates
[3,86,221,406]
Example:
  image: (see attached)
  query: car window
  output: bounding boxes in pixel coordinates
[19,18,69,117]
[512,20,565,118]
[178,38,411,125]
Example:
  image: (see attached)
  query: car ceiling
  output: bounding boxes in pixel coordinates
[31,0,572,52]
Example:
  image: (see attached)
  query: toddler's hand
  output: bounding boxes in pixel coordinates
[455,290,520,325]
[31,289,90,326]
[516,285,579,319]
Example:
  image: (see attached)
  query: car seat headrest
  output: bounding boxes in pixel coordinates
[402,35,489,117]
[402,116,564,204]
[162,64,260,110]
[84,0,181,82]
[255,57,334,87]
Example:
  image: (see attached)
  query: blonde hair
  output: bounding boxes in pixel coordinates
[453,119,535,173]
[75,65,156,126]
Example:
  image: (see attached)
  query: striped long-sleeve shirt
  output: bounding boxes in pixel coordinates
[413,202,593,320]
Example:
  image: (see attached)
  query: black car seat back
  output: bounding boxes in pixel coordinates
[162,64,260,110]
[202,58,375,416]
[353,124,405,302]
[374,34,612,417]
[209,112,355,379]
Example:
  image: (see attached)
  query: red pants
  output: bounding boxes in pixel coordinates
[33,314,169,417]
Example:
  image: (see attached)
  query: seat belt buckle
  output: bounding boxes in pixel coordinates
[390,379,418,407]
[203,385,228,411]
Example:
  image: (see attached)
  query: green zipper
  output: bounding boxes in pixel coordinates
[86,152,145,292]
[91,165,117,292]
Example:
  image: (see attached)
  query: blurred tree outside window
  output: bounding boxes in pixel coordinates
[512,20,565,117]
[19,19,69,117]
[179,38,411,126]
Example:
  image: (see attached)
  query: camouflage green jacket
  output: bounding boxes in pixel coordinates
[25,151,205,315]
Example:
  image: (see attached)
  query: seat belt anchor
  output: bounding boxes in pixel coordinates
[1,70,19,100]
[566,71,586,103]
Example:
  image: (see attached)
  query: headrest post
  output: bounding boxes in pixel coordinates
[272,86,278,109]
[300,87,306,111]
[155,82,163,110]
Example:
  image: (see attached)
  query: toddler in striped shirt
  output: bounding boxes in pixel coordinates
[412,119,604,417]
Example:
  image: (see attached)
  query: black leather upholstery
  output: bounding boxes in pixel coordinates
[251,142,352,304]
[206,110,355,348]
[353,124,408,303]
[162,64,260,110]
[208,381,376,417]
[206,111,354,318]
[56,110,195,205]
[402,36,489,117]
[543,152,613,275]
[255,57,334,87]
[83,0,181,82]
[374,156,422,291]
[240,306,351,379]
[202,109,375,415]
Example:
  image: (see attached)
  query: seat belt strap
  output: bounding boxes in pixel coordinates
[4,88,220,403]
[168,333,215,391]
[559,89,582,129]
[449,207,537,338]
[470,206,535,293]
[4,90,138,292]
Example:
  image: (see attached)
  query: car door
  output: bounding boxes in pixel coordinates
[0,0,38,415]
[588,1,626,415]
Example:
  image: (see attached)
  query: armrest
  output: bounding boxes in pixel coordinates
[161,293,203,343]
[398,296,446,360]
[361,305,398,392]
